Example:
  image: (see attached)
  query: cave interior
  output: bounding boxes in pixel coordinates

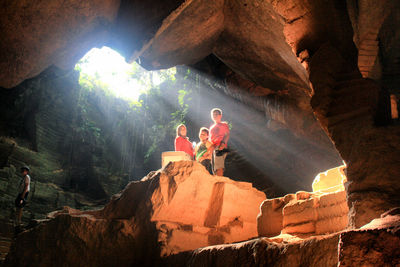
[0,0,399,266]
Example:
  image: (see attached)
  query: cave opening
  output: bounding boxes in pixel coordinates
[0,44,344,224]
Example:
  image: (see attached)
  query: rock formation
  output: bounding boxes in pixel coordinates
[5,161,266,266]
[257,165,349,238]
[1,0,399,228]
[161,209,400,267]
[338,207,400,266]
[0,0,400,265]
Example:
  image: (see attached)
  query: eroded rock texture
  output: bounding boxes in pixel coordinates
[162,211,400,267]
[164,234,341,267]
[0,0,120,88]
[257,166,349,238]
[5,161,266,266]
[257,190,348,238]
[338,208,400,266]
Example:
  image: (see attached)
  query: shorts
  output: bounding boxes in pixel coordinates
[15,193,29,208]
[200,159,213,175]
[213,150,227,173]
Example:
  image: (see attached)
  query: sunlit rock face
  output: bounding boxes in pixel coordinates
[102,161,266,256]
[258,190,349,238]
[312,165,347,193]
[257,166,349,238]
[5,161,265,266]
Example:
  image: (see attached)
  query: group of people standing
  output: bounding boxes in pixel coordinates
[174,108,230,176]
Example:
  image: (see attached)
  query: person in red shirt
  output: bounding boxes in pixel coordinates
[209,108,230,176]
[174,124,194,159]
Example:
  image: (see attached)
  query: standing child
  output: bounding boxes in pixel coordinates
[195,127,213,174]
[174,124,194,159]
[209,108,230,176]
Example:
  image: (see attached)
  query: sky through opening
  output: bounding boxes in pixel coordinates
[75,46,176,101]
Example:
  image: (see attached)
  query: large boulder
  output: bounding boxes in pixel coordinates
[100,160,266,256]
[5,161,265,266]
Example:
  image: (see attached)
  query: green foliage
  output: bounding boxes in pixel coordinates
[73,56,188,172]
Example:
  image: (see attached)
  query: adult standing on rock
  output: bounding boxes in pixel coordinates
[15,166,30,228]
[210,108,230,176]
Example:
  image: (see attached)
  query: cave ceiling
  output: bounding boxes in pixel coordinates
[0,0,398,141]
[1,0,398,104]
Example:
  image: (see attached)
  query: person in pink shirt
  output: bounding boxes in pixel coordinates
[209,108,230,176]
[174,124,194,159]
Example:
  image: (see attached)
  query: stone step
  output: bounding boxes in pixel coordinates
[359,39,378,47]
[0,240,11,248]
[358,65,373,72]
[0,237,11,263]
[358,44,378,52]
[358,55,378,66]
[0,236,11,241]
[358,48,379,56]
[0,245,10,254]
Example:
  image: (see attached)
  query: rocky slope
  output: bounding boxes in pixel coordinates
[4,161,266,266]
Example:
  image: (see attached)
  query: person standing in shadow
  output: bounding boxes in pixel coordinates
[15,166,30,230]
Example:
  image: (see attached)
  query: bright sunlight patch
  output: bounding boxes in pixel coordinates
[75,46,176,101]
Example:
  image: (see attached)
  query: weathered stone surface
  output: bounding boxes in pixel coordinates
[338,208,400,266]
[5,207,156,267]
[5,161,265,266]
[307,41,400,227]
[162,210,400,267]
[138,0,225,69]
[0,0,120,88]
[258,187,349,237]
[282,190,349,236]
[163,233,341,267]
[101,160,266,256]
[161,151,191,167]
[164,214,400,267]
[257,194,294,237]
